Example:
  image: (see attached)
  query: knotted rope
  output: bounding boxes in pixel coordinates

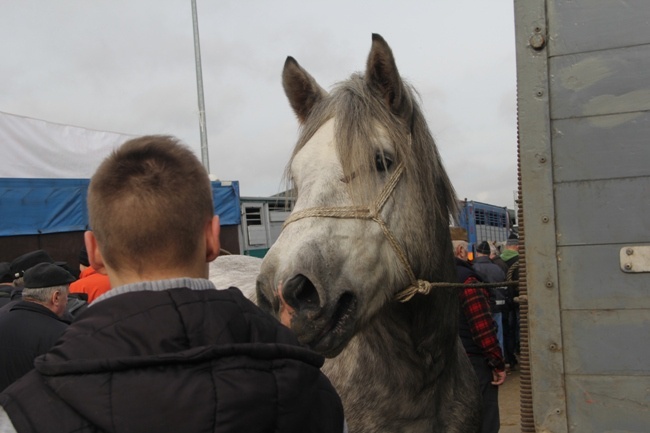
[394,279,520,302]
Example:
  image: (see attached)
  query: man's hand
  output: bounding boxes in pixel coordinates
[492,369,506,386]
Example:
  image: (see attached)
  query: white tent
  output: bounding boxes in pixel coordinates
[0,111,134,179]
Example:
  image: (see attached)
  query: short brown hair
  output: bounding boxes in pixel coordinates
[88,136,213,272]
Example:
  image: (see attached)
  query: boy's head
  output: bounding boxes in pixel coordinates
[86,136,219,277]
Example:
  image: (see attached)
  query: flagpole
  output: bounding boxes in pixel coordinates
[191,0,210,173]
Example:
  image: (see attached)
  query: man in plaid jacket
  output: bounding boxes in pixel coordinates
[452,240,506,433]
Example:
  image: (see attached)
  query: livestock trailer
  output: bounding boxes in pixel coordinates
[239,196,292,257]
[454,200,512,259]
[514,1,650,431]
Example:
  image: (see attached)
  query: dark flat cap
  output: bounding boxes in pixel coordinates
[476,241,491,255]
[24,263,76,289]
[10,250,55,278]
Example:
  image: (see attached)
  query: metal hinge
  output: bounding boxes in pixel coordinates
[620,246,650,273]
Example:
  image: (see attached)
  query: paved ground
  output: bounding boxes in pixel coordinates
[499,369,521,432]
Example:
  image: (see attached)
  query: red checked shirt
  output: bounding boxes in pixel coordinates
[460,276,505,371]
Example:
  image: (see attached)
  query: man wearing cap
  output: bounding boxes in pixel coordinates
[0,250,58,315]
[501,234,520,279]
[0,263,75,391]
[8,250,59,285]
[500,233,520,370]
[472,240,507,355]
[452,238,506,433]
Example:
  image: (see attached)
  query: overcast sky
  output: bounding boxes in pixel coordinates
[0,0,518,208]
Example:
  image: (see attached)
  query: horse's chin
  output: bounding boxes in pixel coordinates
[291,293,358,358]
[305,324,355,359]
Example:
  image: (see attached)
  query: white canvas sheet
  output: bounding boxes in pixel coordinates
[0,111,134,178]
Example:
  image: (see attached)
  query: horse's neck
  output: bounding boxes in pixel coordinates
[322,301,465,433]
[323,299,452,391]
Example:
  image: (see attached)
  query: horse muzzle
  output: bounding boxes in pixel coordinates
[274,274,358,358]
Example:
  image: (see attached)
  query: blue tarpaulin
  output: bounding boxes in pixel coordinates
[0,178,240,236]
[212,181,241,226]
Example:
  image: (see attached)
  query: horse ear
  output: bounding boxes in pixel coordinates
[282,56,328,124]
[365,33,412,118]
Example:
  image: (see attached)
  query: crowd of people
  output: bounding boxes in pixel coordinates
[0,246,110,394]
[0,246,111,316]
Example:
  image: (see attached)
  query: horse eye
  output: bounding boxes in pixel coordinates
[375,153,394,172]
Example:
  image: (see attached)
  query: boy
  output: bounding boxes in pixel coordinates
[0,136,344,433]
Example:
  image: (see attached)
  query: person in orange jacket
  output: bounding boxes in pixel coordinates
[69,245,111,303]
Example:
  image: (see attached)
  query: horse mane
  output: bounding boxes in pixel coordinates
[285,72,461,364]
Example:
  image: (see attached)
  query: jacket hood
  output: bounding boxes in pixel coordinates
[500,249,519,262]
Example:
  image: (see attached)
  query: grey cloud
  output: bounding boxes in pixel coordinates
[0,0,517,207]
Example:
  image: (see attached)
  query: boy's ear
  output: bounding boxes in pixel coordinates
[84,231,107,275]
[205,215,221,262]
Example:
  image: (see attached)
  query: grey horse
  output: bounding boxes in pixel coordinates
[215,34,480,433]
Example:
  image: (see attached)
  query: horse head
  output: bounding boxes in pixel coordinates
[256,34,458,359]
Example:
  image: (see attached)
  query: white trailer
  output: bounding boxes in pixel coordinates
[239,197,292,257]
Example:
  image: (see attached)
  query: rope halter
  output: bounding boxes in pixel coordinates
[282,156,434,303]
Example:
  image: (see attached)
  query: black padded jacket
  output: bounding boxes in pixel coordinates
[0,287,344,433]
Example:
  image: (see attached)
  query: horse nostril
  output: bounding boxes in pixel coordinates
[282,274,320,311]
